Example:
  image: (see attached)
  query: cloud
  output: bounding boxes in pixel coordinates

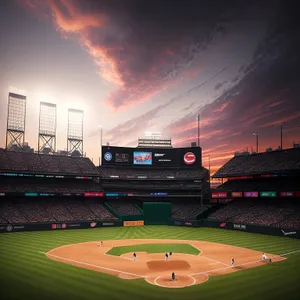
[23,0,238,111]
[19,0,300,170]
[214,80,227,91]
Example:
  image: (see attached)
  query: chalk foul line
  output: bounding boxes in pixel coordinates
[190,249,300,276]
[38,248,300,284]
[38,251,152,279]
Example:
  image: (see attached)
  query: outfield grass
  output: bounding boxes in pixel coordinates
[106,243,200,256]
[1,226,300,300]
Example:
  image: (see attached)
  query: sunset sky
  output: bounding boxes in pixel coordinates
[0,0,299,175]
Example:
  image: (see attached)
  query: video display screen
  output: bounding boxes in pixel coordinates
[115,153,129,163]
[102,146,202,167]
[133,152,152,165]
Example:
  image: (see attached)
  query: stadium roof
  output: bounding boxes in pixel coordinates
[212,148,300,178]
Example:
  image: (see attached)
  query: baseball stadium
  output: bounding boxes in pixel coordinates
[0,93,300,300]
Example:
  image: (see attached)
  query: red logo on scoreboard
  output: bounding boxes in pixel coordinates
[183,152,196,165]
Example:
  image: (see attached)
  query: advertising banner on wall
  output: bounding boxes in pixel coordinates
[244,191,258,197]
[233,224,247,231]
[212,192,227,198]
[123,220,144,227]
[231,192,243,198]
[84,192,104,197]
[279,192,294,197]
[259,191,277,197]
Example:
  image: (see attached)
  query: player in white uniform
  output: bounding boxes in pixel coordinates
[99,241,103,247]
[262,253,267,260]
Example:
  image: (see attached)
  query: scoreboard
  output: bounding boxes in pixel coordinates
[102,146,202,167]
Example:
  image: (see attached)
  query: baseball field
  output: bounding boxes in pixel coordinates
[1,225,300,300]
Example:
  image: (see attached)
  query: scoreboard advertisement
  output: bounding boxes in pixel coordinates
[102,146,202,167]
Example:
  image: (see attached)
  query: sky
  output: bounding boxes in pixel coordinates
[0,0,299,175]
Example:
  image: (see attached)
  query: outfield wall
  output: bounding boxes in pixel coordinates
[1,218,299,239]
[0,220,122,233]
[169,219,300,239]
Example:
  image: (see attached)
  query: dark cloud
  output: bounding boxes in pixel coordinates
[214,81,227,90]
[23,0,276,111]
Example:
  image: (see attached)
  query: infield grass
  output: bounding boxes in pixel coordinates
[1,226,300,300]
[106,243,200,256]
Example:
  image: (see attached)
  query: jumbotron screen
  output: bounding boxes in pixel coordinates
[102,146,202,167]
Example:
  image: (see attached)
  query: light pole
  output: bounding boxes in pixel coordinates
[253,132,259,153]
[99,126,103,165]
[278,124,283,150]
[208,155,211,177]
[197,113,200,147]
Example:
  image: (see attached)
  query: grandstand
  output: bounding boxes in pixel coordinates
[99,145,210,220]
[207,148,300,229]
[0,144,209,227]
[1,145,299,230]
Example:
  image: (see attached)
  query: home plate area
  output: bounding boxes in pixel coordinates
[45,239,285,288]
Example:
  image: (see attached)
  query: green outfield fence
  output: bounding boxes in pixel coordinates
[0,220,122,233]
[143,202,171,225]
[1,218,299,239]
[168,219,300,239]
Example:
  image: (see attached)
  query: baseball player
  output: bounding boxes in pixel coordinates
[99,241,103,247]
[231,257,235,266]
[262,253,267,260]
[165,253,169,261]
[171,272,175,281]
[169,251,172,257]
[133,252,136,261]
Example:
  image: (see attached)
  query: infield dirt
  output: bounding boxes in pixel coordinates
[45,239,285,288]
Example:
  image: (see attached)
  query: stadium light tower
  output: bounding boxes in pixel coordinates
[38,102,57,153]
[197,113,200,147]
[67,109,84,156]
[253,132,259,153]
[6,93,26,150]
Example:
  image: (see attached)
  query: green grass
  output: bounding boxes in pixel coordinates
[0,226,300,300]
[106,243,200,256]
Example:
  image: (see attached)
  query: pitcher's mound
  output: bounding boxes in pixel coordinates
[147,260,191,271]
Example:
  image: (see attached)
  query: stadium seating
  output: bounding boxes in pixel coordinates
[0,199,117,223]
[101,180,201,190]
[0,178,103,193]
[213,148,300,177]
[99,166,207,179]
[171,203,208,220]
[207,199,300,229]
[106,201,141,215]
[216,177,300,191]
[0,150,98,175]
